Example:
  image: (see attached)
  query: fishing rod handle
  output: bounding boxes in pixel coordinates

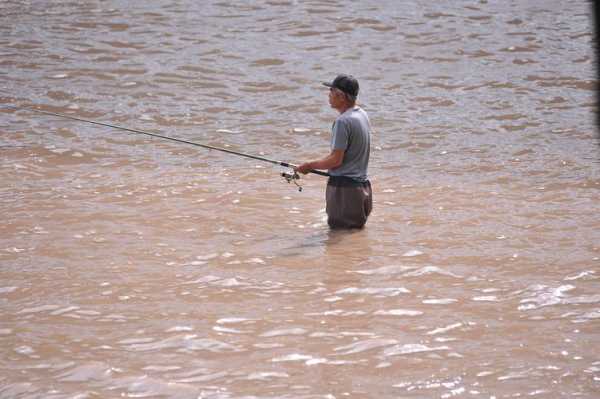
[280,161,330,177]
[309,169,330,177]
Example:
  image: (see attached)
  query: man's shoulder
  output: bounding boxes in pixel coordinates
[353,106,369,119]
[339,107,369,128]
[337,107,363,122]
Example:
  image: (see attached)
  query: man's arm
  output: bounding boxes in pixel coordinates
[295,149,344,174]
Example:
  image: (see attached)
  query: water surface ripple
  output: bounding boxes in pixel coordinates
[1,1,599,398]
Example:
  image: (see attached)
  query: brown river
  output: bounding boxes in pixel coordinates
[1,1,599,398]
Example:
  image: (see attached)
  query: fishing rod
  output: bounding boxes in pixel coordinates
[6,105,330,191]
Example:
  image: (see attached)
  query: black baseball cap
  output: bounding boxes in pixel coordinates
[323,74,359,99]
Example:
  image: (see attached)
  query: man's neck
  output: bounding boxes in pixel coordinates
[337,103,356,114]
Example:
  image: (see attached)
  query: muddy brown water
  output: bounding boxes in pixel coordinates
[1,1,599,398]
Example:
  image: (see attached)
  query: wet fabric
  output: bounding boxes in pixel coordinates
[326,177,373,229]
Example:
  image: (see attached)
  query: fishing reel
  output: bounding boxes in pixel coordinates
[281,170,302,191]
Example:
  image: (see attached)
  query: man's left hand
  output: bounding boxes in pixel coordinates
[294,162,312,174]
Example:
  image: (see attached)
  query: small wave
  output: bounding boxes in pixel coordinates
[271,353,328,366]
[166,325,194,332]
[335,287,410,297]
[564,270,596,281]
[305,309,368,317]
[422,298,458,305]
[426,323,462,335]
[109,375,201,398]
[573,310,600,323]
[402,249,424,257]
[57,361,112,382]
[373,309,423,317]
[382,343,450,357]
[246,371,289,380]
[0,286,18,294]
[403,266,462,278]
[260,328,307,337]
[50,306,80,316]
[18,304,60,314]
[472,296,498,302]
[334,338,398,355]
[216,317,256,324]
[122,334,239,353]
[353,265,414,275]
[518,284,577,311]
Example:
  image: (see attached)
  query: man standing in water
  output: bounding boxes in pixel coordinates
[295,74,372,229]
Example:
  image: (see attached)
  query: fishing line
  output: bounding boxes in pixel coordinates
[5,104,329,190]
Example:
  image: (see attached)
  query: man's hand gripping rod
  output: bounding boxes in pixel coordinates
[279,162,329,192]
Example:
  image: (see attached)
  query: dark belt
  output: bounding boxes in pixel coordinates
[327,176,370,187]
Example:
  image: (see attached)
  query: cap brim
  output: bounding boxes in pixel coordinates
[322,82,333,87]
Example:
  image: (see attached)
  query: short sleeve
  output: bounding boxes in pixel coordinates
[331,119,350,151]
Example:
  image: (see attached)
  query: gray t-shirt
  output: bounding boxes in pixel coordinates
[329,106,371,182]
